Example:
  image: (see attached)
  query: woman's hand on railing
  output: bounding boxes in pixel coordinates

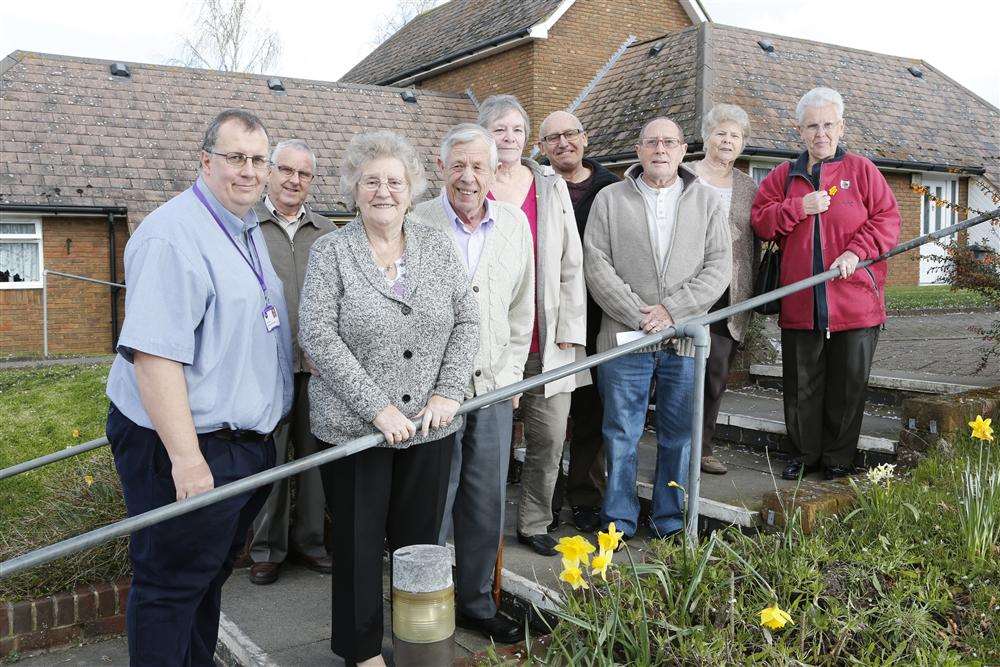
[373,405,417,446]
[415,395,460,437]
[829,250,860,279]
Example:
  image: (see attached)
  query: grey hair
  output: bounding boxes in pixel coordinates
[477,94,531,136]
[271,139,317,172]
[795,87,844,124]
[639,116,685,144]
[339,131,427,210]
[201,109,268,152]
[439,123,498,170]
[701,103,751,143]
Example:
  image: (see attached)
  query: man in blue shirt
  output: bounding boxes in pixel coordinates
[105,109,293,666]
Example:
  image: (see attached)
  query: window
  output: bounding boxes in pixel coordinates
[750,163,776,185]
[0,219,43,288]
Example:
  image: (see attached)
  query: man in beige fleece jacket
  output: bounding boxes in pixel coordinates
[583,117,731,540]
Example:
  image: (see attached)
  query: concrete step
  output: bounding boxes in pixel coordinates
[750,364,996,405]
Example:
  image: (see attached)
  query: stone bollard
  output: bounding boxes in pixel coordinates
[392,544,455,666]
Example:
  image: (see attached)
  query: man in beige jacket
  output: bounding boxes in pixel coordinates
[583,117,731,540]
[414,124,533,644]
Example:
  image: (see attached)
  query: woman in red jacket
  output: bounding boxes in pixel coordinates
[750,87,901,481]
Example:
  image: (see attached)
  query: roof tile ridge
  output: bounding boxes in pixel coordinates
[711,22,924,63]
[915,60,1000,114]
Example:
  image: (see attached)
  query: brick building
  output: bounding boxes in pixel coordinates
[0,52,477,357]
[2,0,998,355]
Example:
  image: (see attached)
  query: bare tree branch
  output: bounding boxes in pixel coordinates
[171,0,281,73]
[372,0,443,46]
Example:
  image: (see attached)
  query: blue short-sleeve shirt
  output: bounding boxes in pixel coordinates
[106,177,294,434]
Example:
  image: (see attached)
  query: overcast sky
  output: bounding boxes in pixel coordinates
[1,0,997,106]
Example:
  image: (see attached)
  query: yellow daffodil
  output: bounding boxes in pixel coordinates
[667,480,682,489]
[559,564,589,590]
[84,474,94,487]
[828,185,839,196]
[72,429,81,438]
[598,522,624,553]
[555,535,596,567]
[969,415,994,442]
[759,604,793,630]
[590,550,612,581]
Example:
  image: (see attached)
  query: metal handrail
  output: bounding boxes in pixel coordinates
[2,206,997,579]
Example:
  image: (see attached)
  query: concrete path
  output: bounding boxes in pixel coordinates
[11,636,129,665]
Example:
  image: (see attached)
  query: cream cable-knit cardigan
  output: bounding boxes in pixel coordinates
[414,194,535,397]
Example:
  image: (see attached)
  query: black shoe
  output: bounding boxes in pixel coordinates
[456,613,523,644]
[780,461,816,480]
[571,505,602,533]
[823,465,856,480]
[517,532,558,556]
[547,511,560,533]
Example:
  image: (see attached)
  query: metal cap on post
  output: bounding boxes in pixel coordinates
[391,544,455,665]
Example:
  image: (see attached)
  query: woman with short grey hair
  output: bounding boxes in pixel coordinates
[299,130,479,667]
[752,86,900,482]
[690,102,758,475]
[478,94,589,554]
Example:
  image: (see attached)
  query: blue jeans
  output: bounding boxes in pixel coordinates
[597,349,694,537]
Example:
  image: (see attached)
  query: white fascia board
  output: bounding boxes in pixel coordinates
[528,0,576,39]
[678,0,710,23]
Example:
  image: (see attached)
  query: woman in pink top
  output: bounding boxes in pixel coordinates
[479,95,589,556]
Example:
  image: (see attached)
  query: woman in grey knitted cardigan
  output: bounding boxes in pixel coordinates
[298,131,478,667]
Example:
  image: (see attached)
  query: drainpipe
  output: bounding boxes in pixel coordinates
[107,212,120,353]
[675,322,711,547]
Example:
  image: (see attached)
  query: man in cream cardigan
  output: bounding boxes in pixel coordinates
[414,124,533,644]
[583,117,731,540]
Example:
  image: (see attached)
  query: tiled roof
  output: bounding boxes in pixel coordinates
[0,51,478,224]
[340,0,565,85]
[577,23,1000,185]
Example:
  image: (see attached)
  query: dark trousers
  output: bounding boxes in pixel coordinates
[781,326,880,467]
[702,327,739,457]
[106,404,274,667]
[563,374,606,509]
[321,435,453,663]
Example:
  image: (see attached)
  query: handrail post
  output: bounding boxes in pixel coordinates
[676,322,710,548]
[42,269,49,357]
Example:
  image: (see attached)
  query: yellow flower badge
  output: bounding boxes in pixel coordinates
[828,185,838,196]
[598,522,624,553]
[969,415,994,442]
[559,564,589,590]
[759,604,793,630]
[590,551,612,581]
[555,535,596,567]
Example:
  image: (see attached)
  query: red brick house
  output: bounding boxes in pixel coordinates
[2,0,997,356]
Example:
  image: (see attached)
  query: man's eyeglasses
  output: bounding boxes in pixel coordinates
[359,177,408,193]
[540,128,584,146]
[275,164,315,183]
[639,137,683,150]
[207,151,270,171]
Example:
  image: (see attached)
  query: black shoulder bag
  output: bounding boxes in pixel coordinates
[752,171,792,315]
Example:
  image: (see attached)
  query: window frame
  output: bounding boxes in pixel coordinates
[0,217,44,289]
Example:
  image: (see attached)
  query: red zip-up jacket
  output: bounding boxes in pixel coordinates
[751,149,901,332]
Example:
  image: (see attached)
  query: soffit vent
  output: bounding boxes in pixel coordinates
[109,62,131,78]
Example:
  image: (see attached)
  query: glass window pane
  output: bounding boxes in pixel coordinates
[751,166,772,185]
[0,241,41,282]
[0,222,37,236]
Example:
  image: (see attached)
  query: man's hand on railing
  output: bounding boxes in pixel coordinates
[639,304,673,333]
[829,250,860,279]
[170,454,215,501]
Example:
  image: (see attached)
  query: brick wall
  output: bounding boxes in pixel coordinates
[0,217,127,358]
[417,0,692,136]
[0,578,129,657]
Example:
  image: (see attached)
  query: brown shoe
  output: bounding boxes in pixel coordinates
[291,551,333,574]
[248,561,281,585]
[701,455,728,475]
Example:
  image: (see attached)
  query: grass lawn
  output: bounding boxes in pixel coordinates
[0,363,129,601]
[885,284,989,311]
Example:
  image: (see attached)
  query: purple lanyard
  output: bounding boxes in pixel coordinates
[192,182,269,303]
